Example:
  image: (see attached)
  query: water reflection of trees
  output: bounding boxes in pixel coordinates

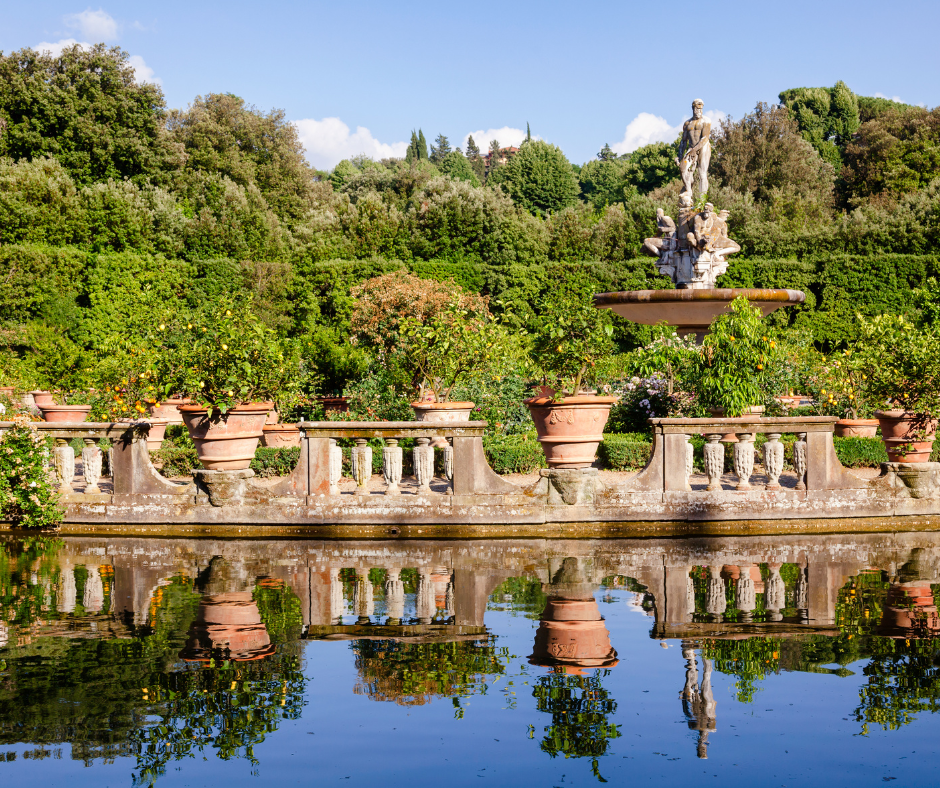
[531,671,621,761]
[351,639,507,708]
[0,544,307,782]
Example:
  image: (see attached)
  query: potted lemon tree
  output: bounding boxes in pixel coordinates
[526,281,616,469]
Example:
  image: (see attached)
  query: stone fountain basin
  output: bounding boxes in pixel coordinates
[594,288,805,336]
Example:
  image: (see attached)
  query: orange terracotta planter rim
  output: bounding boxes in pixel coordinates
[836,418,879,425]
[525,395,619,406]
[410,401,476,409]
[39,404,92,411]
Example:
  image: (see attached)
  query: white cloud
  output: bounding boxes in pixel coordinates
[875,91,904,103]
[34,38,91,57]
[462,126,532,154]
[128,54,160,85]
[65,8,118,40]
[294,118,409,170]
[611,109,726,155]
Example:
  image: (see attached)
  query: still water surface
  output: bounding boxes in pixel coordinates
[1,531,940,786]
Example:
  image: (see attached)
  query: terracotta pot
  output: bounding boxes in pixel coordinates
[145,418,169,451]
[875,410,937,463]
[147,397,191,425]
[265,408,279,425]
[412,401,476,448]
[39,404,92,423]
[317,396,350,414]
[525,396,617,469]
[30,391,55,408]
[179,402,272,471]
[834,418,879,438]
[0,386,14,398]
[180,592,274,662]
[261,423,302,448]
[709,406,764,443]
[529,596,618,673]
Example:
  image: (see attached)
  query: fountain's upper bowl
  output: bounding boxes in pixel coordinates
[594,288,805,337]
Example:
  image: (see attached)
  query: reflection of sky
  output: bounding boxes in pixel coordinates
[3,588,940,785]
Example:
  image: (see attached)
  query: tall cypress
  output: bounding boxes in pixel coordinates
[417,129,429,160]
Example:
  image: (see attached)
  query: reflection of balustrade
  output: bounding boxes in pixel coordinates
[645,416,866,493]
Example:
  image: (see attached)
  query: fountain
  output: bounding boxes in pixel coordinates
[594,98,805,338]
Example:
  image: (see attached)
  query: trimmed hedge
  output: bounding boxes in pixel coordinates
[251,447,301,477]
[598,434,652,471]
[484,435,547,475]
[832,437,888,468]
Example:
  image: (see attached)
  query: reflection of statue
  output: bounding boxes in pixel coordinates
[680,644,717,759]
[676,99,712,201]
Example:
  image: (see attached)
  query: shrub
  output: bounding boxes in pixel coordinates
[152,429,199,478]
[0,416,62,528]
[483,435,546,474]
[598,434,652,471]
[250,447,301,477]
[832,436,888,467]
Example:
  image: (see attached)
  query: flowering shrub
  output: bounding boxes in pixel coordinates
[0,416,62,529]
[607,373,697,434]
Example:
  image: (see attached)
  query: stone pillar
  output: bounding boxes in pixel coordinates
[763,433,784,490]
[765,562,785,622]
[328,439,343,495]
[733,433,755,490]
[706,565,726,621]
[443,440,454,481]
[735,564,756,621]
[415,571,436,624]
[351,439,372,496]
[413,438,434,495]
[385,568,405,624]
[83,566,104,613]
[353,571,374,623]
[82,438,103,495]
[793,432,807,491]
[53,438,75,496]
[704,434,724,491]
[687,572,696,617]
[685,439,694,490]
[383,438,403,495]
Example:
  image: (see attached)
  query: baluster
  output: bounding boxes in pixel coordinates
[413,437,434,495]
[329,567,344,624]
[703,433,724,491]
[443,439,454,495]
[706,566,726,621]
[385,568,405,624]
[763,432,784,490]
[765,563,785,622]
[53,438,75,496]
[82,438,103,495]
[329,438,343,495]
[351,438,372,496]
[353,570,374,624]
[735,564,756,622]
[383,438,403,495]
[793,432,807,491]
[732,432,755,490]
[415,571,435,624]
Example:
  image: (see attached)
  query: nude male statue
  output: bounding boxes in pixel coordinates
[641,207,677,257]
[676,99,712,199]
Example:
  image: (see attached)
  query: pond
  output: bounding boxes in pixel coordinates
[1,531,940,786]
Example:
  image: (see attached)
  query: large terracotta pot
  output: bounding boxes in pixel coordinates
[834,418,879,438]
[147,397,191,426]
[117,418,169,451]
[261,423,302,448]
[179,402,272,471]
[180,592,274,662]
[412,401,476,448]
[0,386,14,398]
[875,410,937,463]
[525,396,617,469]
[317,396,350,414]
[709,405,764,443]
[30,391,55,408]
[39,404,92,423]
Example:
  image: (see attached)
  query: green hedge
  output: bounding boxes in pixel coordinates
[251,447,301,477]
[832,437,888,468]
[483,435,547,475]
[598,434,652,471]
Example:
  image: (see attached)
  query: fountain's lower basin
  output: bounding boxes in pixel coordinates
[593,288,806,337]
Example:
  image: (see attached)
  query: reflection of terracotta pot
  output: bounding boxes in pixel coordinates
[530,595,618,674]
[261,423,301,448]
[876,410,937,463]
[39,404,92,422]
[878,583,940,638]
[834,419,879,438]
[180,592,274,661]
[542,599,603,621]
[525,396,617,469]
[179,402,272,470]
[30,391,54,408]
[147,397,191,425]
[721,565,741,581]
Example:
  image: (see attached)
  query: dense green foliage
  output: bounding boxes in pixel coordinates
[0,415,61,528]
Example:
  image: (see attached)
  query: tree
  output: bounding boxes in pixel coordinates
[526,122,532,142]
[438,149,480,185]
[778,81,860,168]
[711,102,835,206]
[465,135,481,160]
[842,106,940,201]
[465,134,485,182]
[166,93,316,222]
[430,133,451,164]
[622,142,679,194]
[417,129,429,161]
[578,157,628,208]
[0,44,170,186]
[496,139,580,215]
[597,143,616,161]
[405,130,419,164]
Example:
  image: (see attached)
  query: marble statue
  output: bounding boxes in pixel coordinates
[640,99,739,289]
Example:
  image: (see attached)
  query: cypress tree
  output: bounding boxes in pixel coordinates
[465,135,481,160]
[417,129,429,160]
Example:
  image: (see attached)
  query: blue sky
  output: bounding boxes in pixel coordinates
[3,1,938,170]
